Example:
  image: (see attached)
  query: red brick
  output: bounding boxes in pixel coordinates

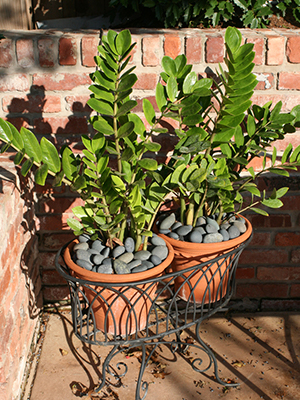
[134,73,157,90]
[280,195,300,210]
[42,269,65,285]
[34,116,89,135]
[33,72,91,91]
[2,95,61,113]
[239,249,288,264]
[38,38,55,68]
[266,36,285,65]
[248,232,271,246]
[246,37,264,65]
[236,267,255,280]
[291,248,300,263]
[59,37,77,65]
[185,36,202,64]
[290,284,300,297]
[38,196,83,214]
[43,285,70,301]
[81,36,98,67]
[261,299,300,310]
[164,34,181,59]
[0,39,13,68]
[255,73,274,90]
[152,133,178,154]
[0,74,30,92]
[235,283,289,298]
[205,36,224,63]
[278,72,300,90]
[40,233,75,250]
[286,36,300,63]
[38,214,72,231]
[16,39,34,68]
[142,36,160,66]
[65,95,91,112]
[247,214,292,229]
[275,232,300,246]
[257,266,300,281]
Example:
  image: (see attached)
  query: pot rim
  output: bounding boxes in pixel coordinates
[155,215,253,253]
[63,239,174,284]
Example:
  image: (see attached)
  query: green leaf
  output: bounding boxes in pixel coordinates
[138,158,158,171]
[234,125,244,147]
[115,30,132,55]
[183,71,197,94]
[166,76,178,102]
[14,151,25,165]
[62,147,77,181]
[115,100,137,117]
[40,137,61,173]
[144,142,161,152]
[117,74,137,92]
[67,217,84,231]
[156,82,167,111]
[282,143,293,163]
[272,147,277,166]
[276,187,289,198]
[268,168,290,177]
[143,98,156,125]
[251,207,269,216]
[93,117,114,135]
[0,119,12,143]
[262,198,283,208]
[117,121,134,138]
[290,144,300,162]
[244,185,261,196]
[97,154,109,174]
[162,56,177,77]
[34,163,49,185]
[71,176,87,191]
[21,157,34,177]
[247,114,256,137]
[87,98,114,115]
[7,121,24,150]
[21,127,42,163]
[106,30,118,54]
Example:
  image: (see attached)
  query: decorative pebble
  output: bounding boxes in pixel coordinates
[93,254,105,265]
[220,223,230,230]
[206,217,220,230]
[78,234,90,243]
[74,242,89,251]
[167,232,179,240]
[127,259,142,270]
[196,216,206,226]
[134,250,151,260]
[91,240,105,252]
[117,252,134,264]
[131,265,148,273]
[124,237,135,253]
[205,223,218,233]
[171,221,182,230]
[228,225,240,239]
[233,220,247,233]
[102,258,112,268]
[194,226,206,235]
[176,225,193,236]
[159,213,176,230]
[150,254,162,266]
[88,248,99,256]
[159,229,171,235]
[152,245,168,260]
[114,259,131,274]
[101,247,110,258]
[77,259,93,270]
[150,234,166,247]
[96,264,113,274]
[141,260,154,269]
[203,233,224,243]
[76,249,91,262]
[112,245,125,258]
[220,228,230,241]
[189,230,203,243]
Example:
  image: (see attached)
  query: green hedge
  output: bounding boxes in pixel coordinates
[108,0,300,29]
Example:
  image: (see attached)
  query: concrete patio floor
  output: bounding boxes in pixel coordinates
[23,310,300,400]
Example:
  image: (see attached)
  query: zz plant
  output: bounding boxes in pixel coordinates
[0,27,299,250]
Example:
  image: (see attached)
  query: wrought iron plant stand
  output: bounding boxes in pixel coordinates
[55,234,252,400]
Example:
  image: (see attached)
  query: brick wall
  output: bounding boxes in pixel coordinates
[0,158,42,399]
[0,27,299,325]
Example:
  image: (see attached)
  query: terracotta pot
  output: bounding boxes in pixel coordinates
[63,240,174,336]
[156,216,252,303]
